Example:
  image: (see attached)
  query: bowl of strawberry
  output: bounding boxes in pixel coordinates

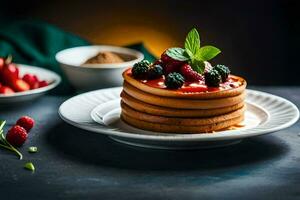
[0,56,61,103]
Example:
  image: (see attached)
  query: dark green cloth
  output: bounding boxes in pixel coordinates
[0,20,156,94]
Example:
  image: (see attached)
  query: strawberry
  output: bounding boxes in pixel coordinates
[180,64,203,82]
[1,63,19,84]
[16,116,35,132]
[164,62,182,75]
[11,79,30,92]
[0,86,15,94]
[0,57,4,71]
[38,80,48,88]
[23,74,39,89]
[6,125,28,147]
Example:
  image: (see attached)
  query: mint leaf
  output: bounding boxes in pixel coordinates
[185,28,200,56]
[197,45,221,61]
[190,58,205,74]
[166,47,189,61]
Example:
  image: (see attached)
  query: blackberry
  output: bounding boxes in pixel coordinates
[204,69,222,87]
[214,64,230,82]
[165,72,185,89]
[148,64,163,79]
[132,60,151,79]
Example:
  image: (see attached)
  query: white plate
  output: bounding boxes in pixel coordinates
[59,87,299,149]
[0,64,61,103]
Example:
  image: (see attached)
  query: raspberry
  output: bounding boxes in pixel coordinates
[165,72,185,89]
[180,64,203,82]
[132,60,150,79]
[148,65,163,80]
[6,125,28,147]
[16,116,35,132]
[204,69,222,87]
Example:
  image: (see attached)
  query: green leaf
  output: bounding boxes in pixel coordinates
[166,47,189,61]
[190,58,205,74]
[184,28,200,56]
[24,162,35,171]
[197,45,221,61]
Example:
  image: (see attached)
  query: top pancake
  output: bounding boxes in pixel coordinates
[123,68,247,99]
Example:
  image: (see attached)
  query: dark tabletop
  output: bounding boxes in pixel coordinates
[0,86,299,200]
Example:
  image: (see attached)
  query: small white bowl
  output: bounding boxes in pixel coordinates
[55,45,144,91]
[0,64,61,104]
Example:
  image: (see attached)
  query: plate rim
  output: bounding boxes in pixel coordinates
[58,87,300,142]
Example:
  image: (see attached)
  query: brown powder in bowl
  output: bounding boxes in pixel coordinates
[84,51,125,64]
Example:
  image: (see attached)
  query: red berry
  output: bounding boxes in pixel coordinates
[22,74,39,89]
[38,80,48,88]
[0,58,4,70]
[180,64,203,82]
[0,86,15,94]
[11,79,30,92]
[16,116,35,132]
[153,59,164,66]
[6,125,28,147]
[164,62,182,75]
[2,63,19,81]
[161,51,185,66]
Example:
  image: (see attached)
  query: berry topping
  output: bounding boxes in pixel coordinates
[204,61,213,73]
[214,64,230,82]
[153,59,164,66]
[148,65,163,80]
[180,64,203,82]
[132,60,150,79]
[165,72,185,89]
[161,51,174,64]
[6,125,28,147]
[204,69,222,87]
[16,116,35,132]
[164,62,182,75]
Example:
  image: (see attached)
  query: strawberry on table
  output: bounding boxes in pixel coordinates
[16,116,35,132]
[6,125,28,147]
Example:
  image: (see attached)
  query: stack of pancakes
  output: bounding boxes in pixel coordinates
[121,71,247,134]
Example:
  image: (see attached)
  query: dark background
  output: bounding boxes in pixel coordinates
[1,0,299,85]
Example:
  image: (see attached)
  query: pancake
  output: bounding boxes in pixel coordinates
[123,68,247,99]
[121,91,245,117]
[123,81,246,109]
[121,101,245,126]
[121,112,245,133]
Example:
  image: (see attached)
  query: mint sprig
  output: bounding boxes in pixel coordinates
[165,28,221,74]
[185,28,221,73]
[0,120,23,160]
